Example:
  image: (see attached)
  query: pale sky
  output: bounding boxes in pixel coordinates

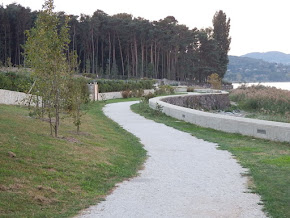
[1,0,290,56]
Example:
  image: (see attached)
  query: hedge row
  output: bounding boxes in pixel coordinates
[97,79,155,93]
[0,72,155,95]
[0,72,34,93]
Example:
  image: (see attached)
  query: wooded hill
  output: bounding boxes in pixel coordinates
[242,51,290,65]
[224,56,290,82]
[0,3,231,82]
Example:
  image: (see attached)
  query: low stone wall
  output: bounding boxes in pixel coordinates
[87,83,155,101]
[162,93,230,111]
[1,88,155,106]
[95,89,155,101]
[0,89,33,106]
[149,93,290,143]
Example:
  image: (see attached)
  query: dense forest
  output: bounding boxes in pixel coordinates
[225,56,290,82]
[0,3,231,82]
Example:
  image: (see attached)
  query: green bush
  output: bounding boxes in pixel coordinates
[143,92,155,102]
[155,85,175,95]
[97,79,155,93]
[187,87,194,92]
[0,72,34,93]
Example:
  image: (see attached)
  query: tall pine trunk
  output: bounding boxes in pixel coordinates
[96,36,99,75]
[134,35,138,77]
[91,28,95,74]
[108,32,111,76]
[141,40,144,78]
[117,35,125,76]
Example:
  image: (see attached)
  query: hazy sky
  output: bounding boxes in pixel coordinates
[2,0,290,56]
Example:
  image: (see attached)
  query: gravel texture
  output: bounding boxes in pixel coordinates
[77,101,266,218]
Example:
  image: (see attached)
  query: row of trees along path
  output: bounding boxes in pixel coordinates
[0,2,231,82]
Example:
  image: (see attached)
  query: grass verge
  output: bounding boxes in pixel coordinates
[131,102,290,218]
[0,99,146,217]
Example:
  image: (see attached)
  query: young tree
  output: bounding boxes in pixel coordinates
[24,0,72,137]
[67,77,89,134]
[208,73,222,89]
[212,10,231,79]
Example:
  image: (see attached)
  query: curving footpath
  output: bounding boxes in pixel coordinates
[78,101,266,218]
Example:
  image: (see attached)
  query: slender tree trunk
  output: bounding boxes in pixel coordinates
[141,41,144,78]
[156,48,160,79]
[117,34,125,76]
[175,48,178,80]
[91,28,95,74]
[150,42,154,64]
[101,40,104,72]
[54,79,60,138]
[134,35,138,77]
[76,104,80,134]
[96,36,99,75]
[72,25,76,51]
[145,44,148,77]
[127,47,130,78]
[154,41,157,78]
[167,51,170,79]
[18,45,21,66]
[108,32,111,76]
[113,33,116,65]
[4,26,7,63]
[49,111,53,136]
[161,52,164,78]
[131,44,135,77]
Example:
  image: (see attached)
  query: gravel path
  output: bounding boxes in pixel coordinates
[78,101,266,218]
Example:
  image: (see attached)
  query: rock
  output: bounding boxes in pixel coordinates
[8,151,16,158]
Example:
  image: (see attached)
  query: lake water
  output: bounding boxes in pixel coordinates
[232,82,290,91]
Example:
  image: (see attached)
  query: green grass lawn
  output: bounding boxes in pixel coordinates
[131,102,290,218]
[0,99,146,217]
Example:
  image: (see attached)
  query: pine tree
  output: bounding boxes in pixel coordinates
[212,10,231,79]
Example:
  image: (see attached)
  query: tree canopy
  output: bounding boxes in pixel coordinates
[0,4,231,83]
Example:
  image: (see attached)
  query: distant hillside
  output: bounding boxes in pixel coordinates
[224,56,290,82]
[242,51,290,65]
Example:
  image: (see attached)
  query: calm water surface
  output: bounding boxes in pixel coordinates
[232,82,290,91]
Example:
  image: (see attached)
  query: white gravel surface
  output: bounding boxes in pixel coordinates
[77,101,266,218]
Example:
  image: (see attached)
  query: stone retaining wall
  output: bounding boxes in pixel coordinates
[162,93,230,111]
[149,93,290,143]
[0,89,33,106]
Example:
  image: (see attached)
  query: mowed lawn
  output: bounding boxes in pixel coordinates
[131,102,290,218]
[0,100,146,217]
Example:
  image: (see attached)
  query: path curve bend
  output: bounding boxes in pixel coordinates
[78,101,266,218]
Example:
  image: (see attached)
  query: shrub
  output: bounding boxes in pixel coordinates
[208,73,222,90]
[155,85,175,95]
[143,92,155,102]
[82,73,97,79]
[0,71,34,93]
[97,79,155,93]
[230,85,290,115]
[187,87,194,92]
[121,90,131,98]
[131,89,144,98]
